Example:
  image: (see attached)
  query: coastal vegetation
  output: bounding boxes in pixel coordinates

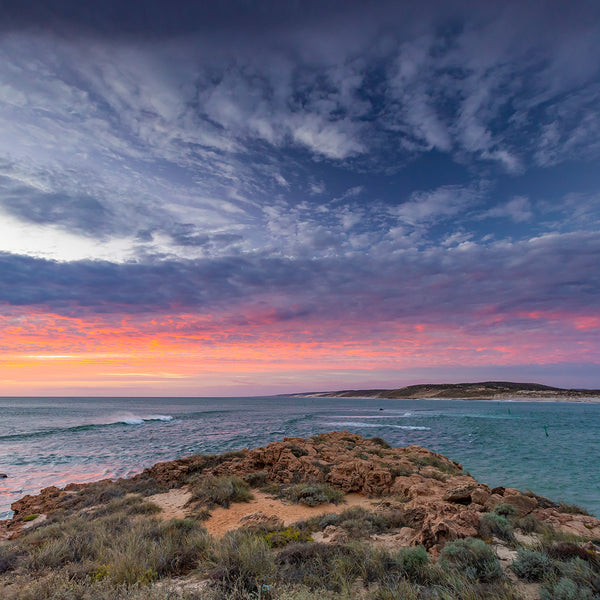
[1,433,599,599]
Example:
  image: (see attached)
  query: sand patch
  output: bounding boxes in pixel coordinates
[204,491,374,537]
[148,487,192,520]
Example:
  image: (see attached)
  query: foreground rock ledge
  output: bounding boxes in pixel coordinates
[2,431,599,551]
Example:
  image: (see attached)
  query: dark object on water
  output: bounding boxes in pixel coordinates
[379,408,384,411]
[544,425,549,437]
[0,473,7,478]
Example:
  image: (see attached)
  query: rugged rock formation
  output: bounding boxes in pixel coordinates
[4,432,600,551]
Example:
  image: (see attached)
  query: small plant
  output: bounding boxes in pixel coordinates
[209,529,275,594]
[511,549,555,581]
[244,470,269,487]
[541,576,596,600]
[189,475,253,508]
[369,437,391,449]
[23,513,40,522]
[393,545,429,579]
[0,544,22,574]
[390,465,413,477]
[409,455,461,475]
[494,504,517,517]
[479,512,515,542]
[263,526,313,548]
[515,514,545,534]
[557,502,592,516]
[439,537,503,582]
[283,482,344,507]
[287,444,309,458]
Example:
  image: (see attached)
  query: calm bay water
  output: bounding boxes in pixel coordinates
[1,396,599,519]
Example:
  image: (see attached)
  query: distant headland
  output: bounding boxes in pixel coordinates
[287,381,600,400]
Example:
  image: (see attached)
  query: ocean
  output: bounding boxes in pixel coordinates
[1,396,599,520]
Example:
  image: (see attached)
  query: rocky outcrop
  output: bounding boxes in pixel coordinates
[4,432,599,551]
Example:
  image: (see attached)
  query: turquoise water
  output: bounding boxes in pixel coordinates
[1,396,598,519]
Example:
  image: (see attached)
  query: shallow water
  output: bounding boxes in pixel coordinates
[1,396,599,519]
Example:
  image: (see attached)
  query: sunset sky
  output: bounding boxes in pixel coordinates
[0,0,599,395]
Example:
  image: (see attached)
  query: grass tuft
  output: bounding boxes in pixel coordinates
[189,475,253,508]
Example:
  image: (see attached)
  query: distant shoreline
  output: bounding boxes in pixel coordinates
[285,380,600,402]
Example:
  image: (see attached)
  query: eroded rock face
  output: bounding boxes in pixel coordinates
[5,432,600,551]
[533,508,600,539]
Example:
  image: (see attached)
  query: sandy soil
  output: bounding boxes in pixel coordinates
[148,487,193,520]
[204,491,375,537]
[147,488,375,537]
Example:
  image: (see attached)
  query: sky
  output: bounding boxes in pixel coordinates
[0,0,599,396]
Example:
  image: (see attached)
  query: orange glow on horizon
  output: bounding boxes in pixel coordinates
[1,306,598,395]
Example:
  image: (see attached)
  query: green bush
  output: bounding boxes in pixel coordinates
[0,544,22,574]
[18,508,210,585]
[515,514,545,534]
[494,504,517,517]
[244,471,269,488]
[189,475,253,508]
[479,512,515,542]
[369,437,391,449]
[541,577,596,600]
[263,526,313,548]
[409,455,461,475]
[283,483,344,507]
[557,502,592,516]
[439,537,503,582]
[512,549,555,581]
[392,545,429,580]
[209,529,275,594]
[22,513,40,522]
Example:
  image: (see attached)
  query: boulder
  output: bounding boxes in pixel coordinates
[502,489,537,516]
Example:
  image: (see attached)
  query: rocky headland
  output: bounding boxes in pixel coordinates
[1,432,599,600]
[288,381,600,400]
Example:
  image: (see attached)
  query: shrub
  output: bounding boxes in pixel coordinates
[541,577,596,600]
[283,483,344,507]
[189,475,253,508]
[0,544,22,573]
[392,545,429,580]
[439,537,503,582]
[209,530,275,594]
[286,444,309,458]
[515,514,545,534]
[60,480,126,510]
[88,495,161,518]
[23,513,40,522]
[276,542,363,591]
[263,526,312,548]
[479,512,515,542]
[19,508,210,584]
[512,549,555,581]
[556,557,599,589]
[390,466,413,477]
[244,471,269,488]
[494,504,517,517]
[557,502,592,516]
[369,437,391,449]
[369,578,421,600]
[409,455,461,475]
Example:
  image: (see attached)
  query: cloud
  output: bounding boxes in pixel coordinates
[1,229,597,322]
[481,196,533,223]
